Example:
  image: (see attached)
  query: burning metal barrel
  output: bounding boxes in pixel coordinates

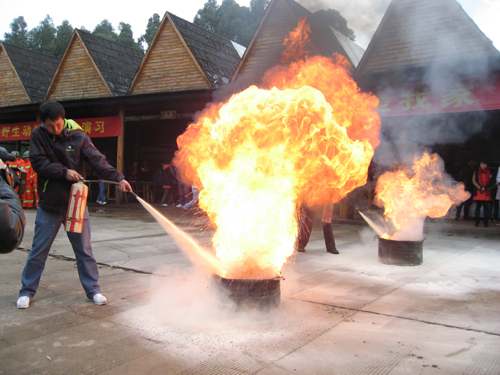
[212,275,281,310]
[377,236,424,266]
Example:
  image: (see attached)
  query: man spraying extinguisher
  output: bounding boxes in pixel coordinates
[17,101,132,309]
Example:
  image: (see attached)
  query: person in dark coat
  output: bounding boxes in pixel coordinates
[128,161,141,182]
[472,160,495,227]
[0,158,26,254]
[16,101,132,309]
[155,161,177,206]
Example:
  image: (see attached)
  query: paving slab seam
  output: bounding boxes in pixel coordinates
[91,232,168,243]
[294,298,500,338]
[15,248,155,275]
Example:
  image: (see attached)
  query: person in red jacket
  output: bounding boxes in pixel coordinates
[21,151,35,208]
[472,160,495,227]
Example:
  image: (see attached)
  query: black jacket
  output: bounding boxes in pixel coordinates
[30,119,124,212]
[0,178,25,253]
[155,166,177,186]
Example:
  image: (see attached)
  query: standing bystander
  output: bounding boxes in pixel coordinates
[472,160,495,228]
[155,161,177,206]
[297,203,339,254]
[21,151,35,208]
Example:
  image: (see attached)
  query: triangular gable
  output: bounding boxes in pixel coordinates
[231,0,363,91]
[129,13,212,95]
[355,0,500,84]
[46,31,113,101]
[0,43,59,107]
[0,43,31,107]
[168,12,243,88]
[231,0,310,90]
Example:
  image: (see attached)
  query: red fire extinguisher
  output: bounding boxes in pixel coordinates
[65,180,89,233]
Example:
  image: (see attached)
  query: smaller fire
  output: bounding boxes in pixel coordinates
[373,152,470,240]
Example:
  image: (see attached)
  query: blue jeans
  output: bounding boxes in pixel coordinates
[183,186,199,210]
[19,207,101,299]
[177,181,190,205]
[97,182,107,203]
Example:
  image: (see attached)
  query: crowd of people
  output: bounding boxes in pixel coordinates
[126,159,198,211]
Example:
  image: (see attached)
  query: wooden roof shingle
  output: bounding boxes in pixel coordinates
[354,0,500,85]
[77,30,144,96]
[0,43,60,105]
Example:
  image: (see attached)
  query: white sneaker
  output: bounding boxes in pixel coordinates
[97,200,102,204]
[102,201,107,205]
[161,203,168,206]
[92,293,107,305]
[176,204,182,207]
[17,296,30,309]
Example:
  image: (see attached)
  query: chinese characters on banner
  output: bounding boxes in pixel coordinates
[0,116,121,141]
[372,75,500,117]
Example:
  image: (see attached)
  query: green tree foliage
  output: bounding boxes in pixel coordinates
[53,20,73,58]
[3,16,29,48]
[194,0,270,47]
[117,22,140,49]
[27,15,57,55]
[92,19,118,42]
[195,0,219,32]
[139,13,161,50]
[310,9,356,41]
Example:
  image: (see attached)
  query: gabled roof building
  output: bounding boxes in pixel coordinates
[355,0,500,87]
[354,0,500,166]
[129,12,243,95]
[46,29,144,101]
[0,43,60,107]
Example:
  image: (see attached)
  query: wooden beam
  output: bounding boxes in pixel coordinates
[116,106,125,204]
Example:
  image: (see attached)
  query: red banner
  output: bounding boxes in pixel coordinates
[0,116,121,141]
[371,74,500,117]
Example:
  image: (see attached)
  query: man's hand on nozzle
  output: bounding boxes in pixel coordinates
[119,179,132,192]
[66,169,81,182]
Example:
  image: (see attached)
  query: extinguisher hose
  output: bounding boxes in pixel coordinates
[78,178,138,198]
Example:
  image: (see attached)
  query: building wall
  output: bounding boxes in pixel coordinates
[47,37,110,101]
[130,21,210,94]
[0,50,30,107]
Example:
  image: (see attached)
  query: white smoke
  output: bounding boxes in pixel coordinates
[296,0,391,48]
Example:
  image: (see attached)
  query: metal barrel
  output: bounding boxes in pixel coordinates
[212,275,281,310]
[377,236,424,266]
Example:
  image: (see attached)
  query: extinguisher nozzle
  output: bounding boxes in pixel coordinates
[127,188,138,198]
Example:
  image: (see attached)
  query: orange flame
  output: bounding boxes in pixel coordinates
[281,17,311,63]
[374,153,470,239]
[173,21,380,279]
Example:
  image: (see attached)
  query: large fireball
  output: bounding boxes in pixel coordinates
[174,19,380,279]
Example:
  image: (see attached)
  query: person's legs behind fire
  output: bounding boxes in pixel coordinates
[160,185,172,206]
[97,181,107,204]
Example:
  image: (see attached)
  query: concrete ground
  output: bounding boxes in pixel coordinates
[1,202,499,375]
